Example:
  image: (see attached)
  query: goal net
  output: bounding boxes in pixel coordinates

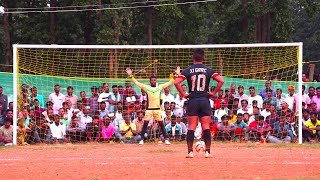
[12,44,303,145]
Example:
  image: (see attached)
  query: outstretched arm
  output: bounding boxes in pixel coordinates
[126,68,147,91]
[160,66,181,90]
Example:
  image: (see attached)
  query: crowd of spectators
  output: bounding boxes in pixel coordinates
[0,79,319,146]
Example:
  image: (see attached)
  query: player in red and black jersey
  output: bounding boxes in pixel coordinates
[174,48,224,158]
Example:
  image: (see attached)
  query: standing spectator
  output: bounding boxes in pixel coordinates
[213,89,226,110]
[0,118,13,146]
[28,87,45,108]
[230,84,237,96]
[161,86,175,108]
[311,87,320,114]
[293,85,311,113]
[88,86,99,115]
[302,112,320,143]
[137,89,147,103]
[108,85,123,113]
[275,89,285,111]
[308,86,316,100]
[302,72,310,82]
[263,89,277,106]
[259,80,276,99]
[80,91,88,106]
[234,85,249,108]
[0,86,8,116]
[285,85,296,111]
[98,83,111,109]
[248,86,263,109]
[122,81,137,97]
[65,86,78,109]
[174,84,188,116]
[49,84,66,114]
[0,104,4,126]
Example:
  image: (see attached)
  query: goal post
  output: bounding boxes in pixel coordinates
[12,43,303,145]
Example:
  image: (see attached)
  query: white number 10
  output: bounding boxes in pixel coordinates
[191,74,206,91]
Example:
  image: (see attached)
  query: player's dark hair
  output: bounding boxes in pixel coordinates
[193,48,205,62]
[149,75,157,80]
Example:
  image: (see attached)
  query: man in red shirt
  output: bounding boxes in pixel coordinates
[248,115,272,142]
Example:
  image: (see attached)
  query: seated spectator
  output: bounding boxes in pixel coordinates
[125,90,137,114]
[17,118,28,145]
[247,115,272,142]
[32,99,46,121]
[119,113,140,143]
[214,100,229,122]
[101,115,115,142]
[49,115,69,144]
[176,115,187,141]
[37,115,51,143]
[263,89,277,106]
[217,115,236,141]
[165,115,182,141]
[133,112,144,138]
[302,112,320,143]
[86,115,102,142]
[237,99,253,115]
[0,118,13,146]
[260,101,271,120]
[233,113,248,141]
[67,115,86,143]
[265,105,279,129]
[78,106,92,130]
[268,114,291,143]
[228,110,237,124]
[99,101,109,120]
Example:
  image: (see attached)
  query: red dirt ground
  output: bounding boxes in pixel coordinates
[0,143,320,180]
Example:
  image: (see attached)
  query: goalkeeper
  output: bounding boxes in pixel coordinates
[125,67,180,145]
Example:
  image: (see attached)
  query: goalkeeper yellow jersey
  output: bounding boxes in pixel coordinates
[131,77,174,110]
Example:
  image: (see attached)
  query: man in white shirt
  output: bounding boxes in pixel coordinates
[174,84,188,117]
[248,86,263,109]
[49,84,66,114]
[233,85,249,108]
[285,85,296,111]
[161,86,175,108]
[98,83,111,109]
[260,101,271,120]
[50,114,68,144]
[214,100,229,122]
[78,106,92,130]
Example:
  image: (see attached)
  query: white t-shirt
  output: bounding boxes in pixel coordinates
[49,93,66,114]
[50,123,66,139]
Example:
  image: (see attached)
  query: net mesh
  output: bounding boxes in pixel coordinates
[15,45,300,144]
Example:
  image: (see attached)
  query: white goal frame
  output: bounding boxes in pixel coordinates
[12,43,303,145]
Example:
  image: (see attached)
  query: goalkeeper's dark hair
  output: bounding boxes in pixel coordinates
[193,48,205,62]
[149,75,157,80]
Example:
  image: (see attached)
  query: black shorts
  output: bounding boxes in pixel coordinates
[186,97,212,117]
